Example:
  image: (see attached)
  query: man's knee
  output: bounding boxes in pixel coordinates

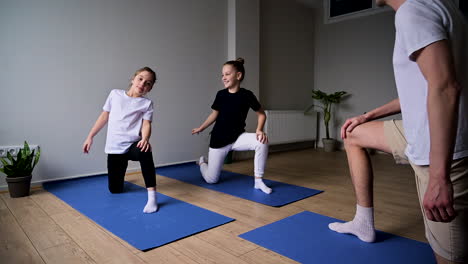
[343,132,362,149]
[343,123,385,151]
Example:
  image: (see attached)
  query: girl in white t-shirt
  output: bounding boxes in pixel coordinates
[82,67,158,213]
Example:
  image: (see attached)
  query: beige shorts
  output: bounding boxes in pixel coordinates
[383,120,468,262]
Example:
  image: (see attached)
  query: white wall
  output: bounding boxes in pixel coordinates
[0,0,405,188]
[260,0,316,110]
[227,0,260,132]
[0,0,227,187]
[313,9,400,143]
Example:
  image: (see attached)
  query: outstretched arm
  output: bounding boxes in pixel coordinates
[192,110,219,134]
[416,39,460,223]
[83,111,109,153]
[341,99,401,139]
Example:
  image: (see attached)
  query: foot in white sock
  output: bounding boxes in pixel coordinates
[198,156,207,165]
[328,204,376,242]
[254,178,272,194]
[143,190,158,213]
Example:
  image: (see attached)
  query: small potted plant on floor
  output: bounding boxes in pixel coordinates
[305,89,348,152]
[0,141,40,198]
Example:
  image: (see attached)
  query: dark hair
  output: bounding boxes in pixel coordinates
[132,66,157,84]
[224,58,245,82]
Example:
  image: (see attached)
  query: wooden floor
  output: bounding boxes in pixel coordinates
[0,148,426,264]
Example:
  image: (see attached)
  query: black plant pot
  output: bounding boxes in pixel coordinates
[6,175,32,198]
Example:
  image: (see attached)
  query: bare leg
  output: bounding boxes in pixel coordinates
[346,140,374,207]
[329,121,392,242]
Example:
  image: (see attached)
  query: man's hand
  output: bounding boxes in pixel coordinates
[423,176,457,222]
[341,114,368,139]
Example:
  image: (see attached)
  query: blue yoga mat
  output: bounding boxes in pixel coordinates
[239,211,435,264]
[43,175,234,251]
[156,162,323,207]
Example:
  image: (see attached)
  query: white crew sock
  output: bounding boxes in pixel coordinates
[328,204,376,242]
[254,178,272,194]
[143,190,158,213]
[198,156,207,165]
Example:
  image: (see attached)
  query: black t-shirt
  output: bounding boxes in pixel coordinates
[210,88,261,148]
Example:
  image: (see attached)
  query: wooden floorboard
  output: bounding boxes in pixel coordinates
[0,195,45,264]
[0,148,426,263]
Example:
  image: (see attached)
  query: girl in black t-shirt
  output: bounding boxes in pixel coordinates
[191,58,272,194]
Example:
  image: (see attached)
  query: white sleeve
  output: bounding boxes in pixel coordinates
[102,90,114,112]
[395,2,447,61]
[142,101,153,122]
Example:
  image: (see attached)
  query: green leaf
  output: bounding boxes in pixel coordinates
[24,141,31,156]
[3,166,15,177]
[1,141,40,178]
[324,111,331,123]
[16,150,22,163]
[0,157,10,167]
[309,89,350,137]
[33,147,41,169]
[7,152,17,165]
[6,151,15,163]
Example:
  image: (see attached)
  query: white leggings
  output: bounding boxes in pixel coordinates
[200,132,268,183]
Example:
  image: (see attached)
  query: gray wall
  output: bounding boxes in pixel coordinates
[231,0,260,132]
[260,0,315,110]
[313,9,400,142]
[0,0,227,187]
[1,0,406,188]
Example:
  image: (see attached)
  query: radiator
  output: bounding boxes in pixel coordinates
[264,110,317,145]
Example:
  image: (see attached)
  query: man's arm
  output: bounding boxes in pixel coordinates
[415,39,461,222]
[341,99,401,139]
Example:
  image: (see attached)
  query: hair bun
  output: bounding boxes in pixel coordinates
[236,57,245,65]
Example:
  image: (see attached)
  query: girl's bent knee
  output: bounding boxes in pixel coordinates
[206,177,219,184]
[256,142,268,150]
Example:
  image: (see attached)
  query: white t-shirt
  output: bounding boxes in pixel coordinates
[393,0,468,165]
[103,89,153,154]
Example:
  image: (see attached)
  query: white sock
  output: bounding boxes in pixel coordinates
[254,178,272,194]
[328,204,376,242]
[143,190,158,213]
[198,156,207,165]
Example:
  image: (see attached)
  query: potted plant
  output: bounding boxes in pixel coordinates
[0,141,40,198]
[305,89,348,152]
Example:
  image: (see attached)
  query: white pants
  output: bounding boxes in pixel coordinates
[200,132,268,183]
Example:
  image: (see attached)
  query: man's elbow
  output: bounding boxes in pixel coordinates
[434,79,461,99]
[446,80,461,99]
